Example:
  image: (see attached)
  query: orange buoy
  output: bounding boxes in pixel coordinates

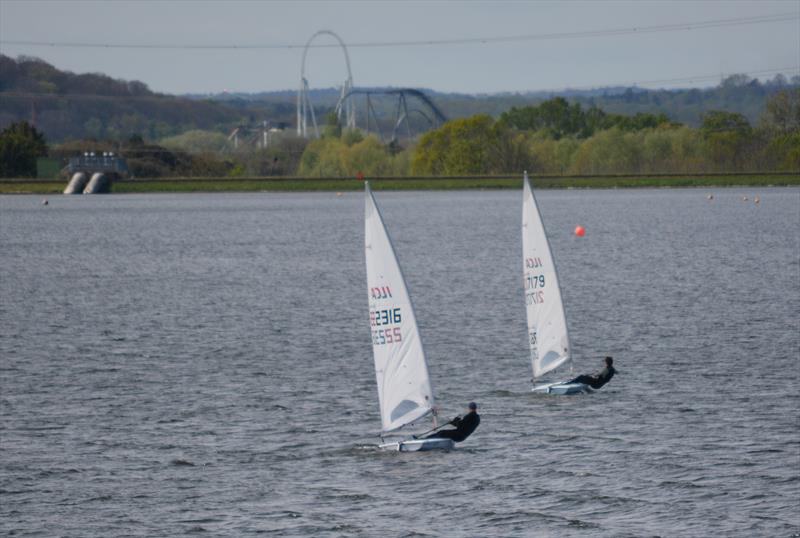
[575,225,586,237]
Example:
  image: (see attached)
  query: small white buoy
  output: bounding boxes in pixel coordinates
[707,194,714,200]
[42,198,48,206]
[754,196,760,205]
[336,192,343,197]
[741,196,748,201]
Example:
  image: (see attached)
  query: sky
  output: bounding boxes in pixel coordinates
[0,0,798,95]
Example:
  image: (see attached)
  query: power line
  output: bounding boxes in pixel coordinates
[1,13,797,51]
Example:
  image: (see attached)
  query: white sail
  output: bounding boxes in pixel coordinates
[365,182,435,433]
[522,172,571,379]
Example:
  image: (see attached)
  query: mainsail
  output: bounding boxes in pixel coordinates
[365,182,435,433]
[522,172,571,380]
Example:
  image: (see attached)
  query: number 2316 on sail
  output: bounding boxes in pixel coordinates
[370,307,402,345]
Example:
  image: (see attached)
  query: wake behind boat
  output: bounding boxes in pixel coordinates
[364,182,454,451]
[522,172,590,395]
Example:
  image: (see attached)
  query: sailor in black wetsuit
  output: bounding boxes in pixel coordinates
[426,402,480,442]
[569,356,616,389]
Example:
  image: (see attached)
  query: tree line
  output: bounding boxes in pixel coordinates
[299,90,799,177]
[2,90,797,179]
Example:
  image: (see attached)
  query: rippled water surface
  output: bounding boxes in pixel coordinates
[2,188,799,537]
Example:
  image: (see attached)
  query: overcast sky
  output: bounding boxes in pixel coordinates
[0,0,797,95]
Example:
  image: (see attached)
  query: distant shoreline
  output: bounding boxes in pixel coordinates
[1,173,798,194]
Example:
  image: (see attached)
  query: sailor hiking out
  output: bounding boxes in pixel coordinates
[423,402,480,443]
[568,356,616,390]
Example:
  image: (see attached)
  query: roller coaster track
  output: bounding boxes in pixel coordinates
[297,30,355,138]
[297,31,447,141]
[335,88,448,142]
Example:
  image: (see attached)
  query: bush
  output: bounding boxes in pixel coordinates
[297,134,404,177]
[0,121,48,177]
[160,130,228,154]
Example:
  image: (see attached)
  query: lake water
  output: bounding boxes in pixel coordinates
[1,188,798,537]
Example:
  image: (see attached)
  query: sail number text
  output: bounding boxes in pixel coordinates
[370,307,402,346]
[525,274,546,289]
[370,286,393,299]
[370,308,402,326]
[524,273,546,305]
[525,257,544,269]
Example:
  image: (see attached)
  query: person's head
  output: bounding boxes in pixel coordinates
[468,402,477,412]
[604,356,613,367]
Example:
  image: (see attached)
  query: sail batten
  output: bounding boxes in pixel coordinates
[365,183,435,433]
[522,172,572,380]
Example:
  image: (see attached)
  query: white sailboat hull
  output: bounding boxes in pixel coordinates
[532,381,592,395]
[379,438,455,452]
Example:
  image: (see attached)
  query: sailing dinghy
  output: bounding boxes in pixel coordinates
[364,182,454,451]
[522,172,590,395]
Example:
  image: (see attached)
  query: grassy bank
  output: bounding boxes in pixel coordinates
[1,173,798,194]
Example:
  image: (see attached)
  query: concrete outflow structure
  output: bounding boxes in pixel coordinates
[84,172,111,194]
[63,172,88,194]
[63,152,128,194]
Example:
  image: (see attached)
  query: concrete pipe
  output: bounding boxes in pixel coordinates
[63,172,88,194]
[83,173,111,194]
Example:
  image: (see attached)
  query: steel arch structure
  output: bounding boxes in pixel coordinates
[297,30,355,138]
[335,88,448,142]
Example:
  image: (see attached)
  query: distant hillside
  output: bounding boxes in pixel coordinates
[0,55,295,142]
[207,74,798,128]
[1,54,796,143]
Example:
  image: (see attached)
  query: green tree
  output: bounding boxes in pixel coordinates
[761,132,800,171]
[761,89,800,135]
[341,128,364,147]
[701,110,751,134]
[583,106,610,136]
[700,111,754,171]
[388,146,413,176]
[499,98,587,139]
[568,128,643,175]
[0,121,48,177]
[323,111,342,138]
[298,137,347,176]
[758,91,800,170]
[610,112,671,132]
[344,136,397,176]
[527,133,580,174]
[83,117,104,139]
[297,134,402,177]
[412,115,499,175]
[499,99,674,139]
[160,130,228,154]
[639,126,704,173]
